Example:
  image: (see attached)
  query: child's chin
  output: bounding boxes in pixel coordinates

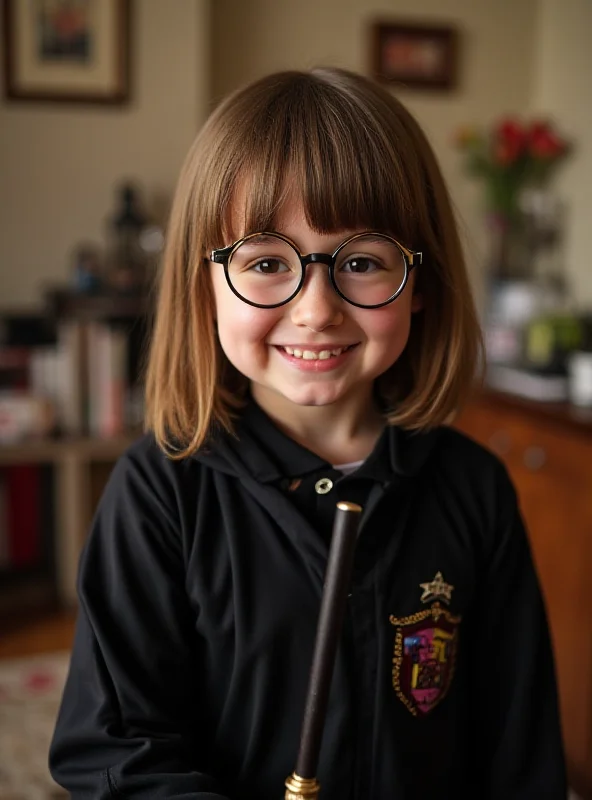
[282,387,345,408]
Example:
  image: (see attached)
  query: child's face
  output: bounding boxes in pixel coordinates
[208,192,422,420]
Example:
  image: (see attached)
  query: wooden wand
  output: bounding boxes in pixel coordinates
[285,500,363,800]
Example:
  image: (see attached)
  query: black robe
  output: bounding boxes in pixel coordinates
[49,400,566,799]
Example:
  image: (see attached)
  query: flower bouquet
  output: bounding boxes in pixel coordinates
[455,118,572,280]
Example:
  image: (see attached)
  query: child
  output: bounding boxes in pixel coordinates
[50,67,567,799]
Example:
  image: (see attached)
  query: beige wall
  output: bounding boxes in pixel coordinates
[212,0,540,311]
[532,0,592,306]
[0,0,210,309]
[2,1,589,311]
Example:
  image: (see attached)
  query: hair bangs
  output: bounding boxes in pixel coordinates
[206,71,422,249]
[289,83,419,245]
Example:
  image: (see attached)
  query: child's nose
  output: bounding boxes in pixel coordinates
[289,265,344,331]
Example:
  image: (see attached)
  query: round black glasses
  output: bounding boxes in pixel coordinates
[210,231,422,309]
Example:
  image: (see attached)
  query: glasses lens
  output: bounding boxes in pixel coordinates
[227,234,301,306]
[333,234,407,306]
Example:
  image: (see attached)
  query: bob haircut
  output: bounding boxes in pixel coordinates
[145,67,483,459]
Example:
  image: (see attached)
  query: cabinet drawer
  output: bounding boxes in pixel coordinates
[458,403,592,490]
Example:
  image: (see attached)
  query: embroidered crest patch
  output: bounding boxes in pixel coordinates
[389,602,461,716]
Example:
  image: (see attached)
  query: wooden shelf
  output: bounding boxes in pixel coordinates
[1,434,139,608]
[1,291,150,620]
[0,575,57,621]
[45,288,151,320]
[0,434,139,465]
[477,384,592,435]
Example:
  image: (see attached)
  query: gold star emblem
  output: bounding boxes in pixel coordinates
[419,572,454,604]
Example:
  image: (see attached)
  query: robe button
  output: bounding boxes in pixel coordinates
[315,477,333,495]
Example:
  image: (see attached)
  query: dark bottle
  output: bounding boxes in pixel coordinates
[106,183,149,294]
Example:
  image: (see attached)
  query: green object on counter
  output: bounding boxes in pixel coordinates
[525,314,583,369]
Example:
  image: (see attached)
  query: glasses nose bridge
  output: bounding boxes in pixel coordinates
[301,251,334,270]
[298,252,337,299]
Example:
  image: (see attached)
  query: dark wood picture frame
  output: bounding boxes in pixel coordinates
[371,21,458,91]
[2,0,131,105]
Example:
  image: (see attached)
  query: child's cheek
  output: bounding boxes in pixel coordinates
[356,301,414,339]
[217,303,281,353]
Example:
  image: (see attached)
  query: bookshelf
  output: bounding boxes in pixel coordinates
[46,288,150,320]
[0,288,150,617]
[0,434,138,608]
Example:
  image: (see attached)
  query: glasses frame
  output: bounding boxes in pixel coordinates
[210,230,422,309]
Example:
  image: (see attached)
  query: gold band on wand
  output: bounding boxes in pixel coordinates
[285,501,363,800]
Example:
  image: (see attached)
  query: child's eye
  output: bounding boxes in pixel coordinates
[339,256,382,274]
[249,258,291,275]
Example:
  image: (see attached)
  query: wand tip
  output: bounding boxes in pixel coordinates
[336,501,362,513]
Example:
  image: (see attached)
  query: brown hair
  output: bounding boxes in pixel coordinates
[144,67,483,458]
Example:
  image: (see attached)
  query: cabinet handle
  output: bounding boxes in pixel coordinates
[489,430,511,456]
[523,446,546,471]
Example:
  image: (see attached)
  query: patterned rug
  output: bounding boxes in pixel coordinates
[0,652,70,800]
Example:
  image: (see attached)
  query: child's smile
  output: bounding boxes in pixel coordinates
[272,342,359,371]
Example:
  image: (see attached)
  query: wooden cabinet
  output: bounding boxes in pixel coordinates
[456,390,592,797]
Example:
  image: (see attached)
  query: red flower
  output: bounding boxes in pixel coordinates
[454,116,572,217]
[493,119,527,165]
[527,121,566,160]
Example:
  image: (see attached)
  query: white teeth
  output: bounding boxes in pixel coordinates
[282,346,350,360]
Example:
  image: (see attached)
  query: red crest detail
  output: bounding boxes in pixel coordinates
[389,603,461,716]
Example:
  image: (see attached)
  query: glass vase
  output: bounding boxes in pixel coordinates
[518,186,565,296]
[486,211,530,282]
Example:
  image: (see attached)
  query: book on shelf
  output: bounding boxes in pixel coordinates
[0,312,147,443]
[87,321,128,437]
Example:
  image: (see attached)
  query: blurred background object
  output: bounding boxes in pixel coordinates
[455,113,584,397]
[455,116,572,283]
[0,1,591,798]
[105,180,163,293]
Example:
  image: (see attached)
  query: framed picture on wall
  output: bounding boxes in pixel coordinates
[2,0,131,104]
[371,21,458,91]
